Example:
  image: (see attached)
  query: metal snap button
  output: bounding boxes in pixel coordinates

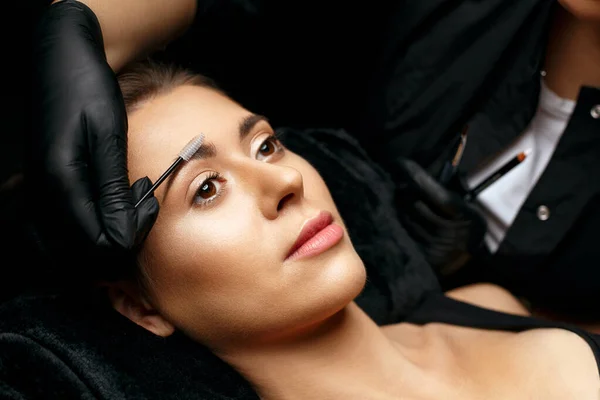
[591,105,600,119]
[537,205,550,221]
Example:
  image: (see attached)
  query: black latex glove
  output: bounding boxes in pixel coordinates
[395,158,487,277]
[26,1,158,279]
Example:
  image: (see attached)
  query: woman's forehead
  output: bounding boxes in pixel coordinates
[126,85,249,179]
[130,87,248,148]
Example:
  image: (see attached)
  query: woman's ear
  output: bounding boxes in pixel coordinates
[102,281,175,337]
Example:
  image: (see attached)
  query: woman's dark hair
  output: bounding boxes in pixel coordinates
[117,58,223,113]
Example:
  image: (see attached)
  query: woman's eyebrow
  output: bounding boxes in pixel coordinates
[239,114,269,140]
[160,141,216,199]
[188,141,217,161]
[183,113,268,163]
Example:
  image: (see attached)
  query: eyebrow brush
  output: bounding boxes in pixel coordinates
[134,133,205,208]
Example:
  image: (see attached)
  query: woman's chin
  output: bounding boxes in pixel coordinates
[318,250,368,310]
[279,247,366,326]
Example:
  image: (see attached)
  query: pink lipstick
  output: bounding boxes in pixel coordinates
[286,211,344,261]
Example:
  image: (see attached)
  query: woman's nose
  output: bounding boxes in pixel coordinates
[252,162,304,220]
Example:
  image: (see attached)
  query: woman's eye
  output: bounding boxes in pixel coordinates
[256,135,283,160]
[198,181,217,199]
[194,173,225,207]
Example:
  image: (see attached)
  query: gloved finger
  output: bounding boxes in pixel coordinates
[410,200,472,235]
[401,210,441,246]
[403,212,470,270]
[131,176,153,203]
[405,201,475,258]
[29,102,109,251]
[397,158,457,212]
[86,99,137,250]
[131,177,160,247]
[402,213,461,266]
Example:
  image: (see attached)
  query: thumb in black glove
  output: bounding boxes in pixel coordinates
[130,177,160,247]
[395,158,487,277]
[26,0,158,279]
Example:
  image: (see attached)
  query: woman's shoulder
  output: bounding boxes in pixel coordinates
[405,287,600,397]
[387,307,599,398]
[509,327,600,398]
[465,323,600,398]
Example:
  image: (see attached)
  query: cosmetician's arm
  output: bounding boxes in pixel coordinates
[51,0,198,72]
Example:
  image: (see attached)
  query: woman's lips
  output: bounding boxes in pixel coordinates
[285,211,344,261]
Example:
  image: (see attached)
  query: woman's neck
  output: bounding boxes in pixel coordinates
[214,303,423,400]
[544,6,600,100]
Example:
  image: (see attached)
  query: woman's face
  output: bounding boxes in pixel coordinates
[126,85,366,348]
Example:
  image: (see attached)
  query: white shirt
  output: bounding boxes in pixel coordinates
[465,79,576,253]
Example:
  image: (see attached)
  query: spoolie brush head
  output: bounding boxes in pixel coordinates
[178,133,205,161]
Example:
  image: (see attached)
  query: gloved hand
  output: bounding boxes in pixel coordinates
[394,158,487,277]
[27,0,158,279]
